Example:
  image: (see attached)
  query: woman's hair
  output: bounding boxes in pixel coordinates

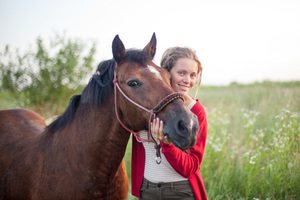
[160,47,203,97]
[160,47,202,74]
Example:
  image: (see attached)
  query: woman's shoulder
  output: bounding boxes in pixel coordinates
[190,99,206,116]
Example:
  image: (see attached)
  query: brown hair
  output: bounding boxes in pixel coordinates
[160,47,203,97]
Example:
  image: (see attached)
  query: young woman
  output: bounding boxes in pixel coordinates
[131,47,207,200]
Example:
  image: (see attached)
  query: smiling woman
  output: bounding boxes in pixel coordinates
[131,46,208,200]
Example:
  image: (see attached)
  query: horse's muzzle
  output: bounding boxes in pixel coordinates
[163,109,199,150]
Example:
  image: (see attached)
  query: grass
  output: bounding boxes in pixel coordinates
[0,91,19,110]
[1,81,299,199]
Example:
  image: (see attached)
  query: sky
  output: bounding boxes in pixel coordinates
[1,0,300,85]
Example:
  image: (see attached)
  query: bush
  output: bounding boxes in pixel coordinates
[0,33,96,115]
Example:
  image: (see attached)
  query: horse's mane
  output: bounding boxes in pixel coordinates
[46,49,150,134]
[46,59,115,134]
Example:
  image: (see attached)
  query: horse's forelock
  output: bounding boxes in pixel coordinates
[125,49,151,67]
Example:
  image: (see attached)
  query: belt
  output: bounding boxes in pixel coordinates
[143,177,190,189]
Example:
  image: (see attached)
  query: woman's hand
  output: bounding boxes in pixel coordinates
[151,117,171,144]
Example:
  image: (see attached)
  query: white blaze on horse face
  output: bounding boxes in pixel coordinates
[148,65,162,80]
[147,65,172,89]
[189,115,195,130]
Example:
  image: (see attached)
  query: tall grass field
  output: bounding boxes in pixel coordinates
[1,81,299,199]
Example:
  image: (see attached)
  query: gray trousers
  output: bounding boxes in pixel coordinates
[139,178,195,200]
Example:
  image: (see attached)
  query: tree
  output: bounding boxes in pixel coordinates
[0,33,96,112]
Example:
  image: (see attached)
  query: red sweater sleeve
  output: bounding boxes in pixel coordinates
[160,100,207,178]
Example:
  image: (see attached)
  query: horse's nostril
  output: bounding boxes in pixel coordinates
[178,120,188,136]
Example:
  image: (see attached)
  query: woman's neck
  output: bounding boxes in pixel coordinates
[183,94,195,107]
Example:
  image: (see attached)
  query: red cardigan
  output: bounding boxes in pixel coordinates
[131,100,208,200]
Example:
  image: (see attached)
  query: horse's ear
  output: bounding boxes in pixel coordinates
[143,33,156,60]
[112,35,126,64]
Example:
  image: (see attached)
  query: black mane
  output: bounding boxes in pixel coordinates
[46,49,150,133]
[88,59,116,105]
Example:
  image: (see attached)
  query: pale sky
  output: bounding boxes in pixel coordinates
[1,0,300,85]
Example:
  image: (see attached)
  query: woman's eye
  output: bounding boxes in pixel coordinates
[190,73,198,79]
[127,80,140,88]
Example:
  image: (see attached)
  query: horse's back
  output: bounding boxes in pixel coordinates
[0,109,47,199]
[0,108,46,165]
[0,108,46,135]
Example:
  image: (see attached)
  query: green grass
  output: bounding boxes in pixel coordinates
[1,81,299,199]
[0,91,20,109]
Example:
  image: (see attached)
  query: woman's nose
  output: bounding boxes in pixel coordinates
[183,75,190,83]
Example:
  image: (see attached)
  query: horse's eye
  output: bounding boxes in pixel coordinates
[127,80,140,88]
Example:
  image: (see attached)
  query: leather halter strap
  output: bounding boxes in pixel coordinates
[112,69,184,164]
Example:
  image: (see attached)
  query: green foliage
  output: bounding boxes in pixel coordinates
[0,91,19,110]
[0,33,96,111]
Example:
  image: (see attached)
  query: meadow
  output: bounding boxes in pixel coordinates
[1,81,299,199]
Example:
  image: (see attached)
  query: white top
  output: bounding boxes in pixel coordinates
[141,130,188,183]
[188,99,197,109]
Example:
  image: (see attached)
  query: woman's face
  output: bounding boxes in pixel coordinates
[169,58,198,96]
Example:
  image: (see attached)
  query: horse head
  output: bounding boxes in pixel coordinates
[112,33,199,150]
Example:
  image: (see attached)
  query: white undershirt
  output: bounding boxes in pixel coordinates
[141,131,188,183]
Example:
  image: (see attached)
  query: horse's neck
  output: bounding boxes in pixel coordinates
[63,102,130,178]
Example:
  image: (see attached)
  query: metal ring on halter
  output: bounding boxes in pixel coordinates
[156,155,162,164]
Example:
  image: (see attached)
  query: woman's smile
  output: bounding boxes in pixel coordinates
[178,84,190,92]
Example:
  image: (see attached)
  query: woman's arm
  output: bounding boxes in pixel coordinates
[152,100,207,178]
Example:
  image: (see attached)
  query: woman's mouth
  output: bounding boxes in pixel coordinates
[178,84,189,91]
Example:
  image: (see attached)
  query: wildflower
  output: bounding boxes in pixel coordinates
[250,134,259,141]
[290,113,298,118]
[257,129,265,138]
[269,160,274,167]
[243,152,250,157]
[250,155,256,165]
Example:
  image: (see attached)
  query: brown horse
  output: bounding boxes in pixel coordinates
[0,34,199,200]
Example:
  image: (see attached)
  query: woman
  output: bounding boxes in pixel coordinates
[131,47,207,200]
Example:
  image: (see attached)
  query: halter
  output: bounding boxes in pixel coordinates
[111,69,184,164]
